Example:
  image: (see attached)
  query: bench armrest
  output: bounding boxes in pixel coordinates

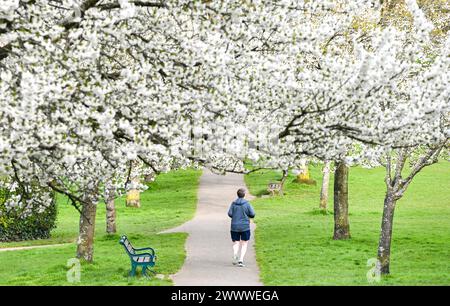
[135,247,155,256]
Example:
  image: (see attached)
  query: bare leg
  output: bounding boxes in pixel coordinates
[239,241,248,262]
[233,241,240,257]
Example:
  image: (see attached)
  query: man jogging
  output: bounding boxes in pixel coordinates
[228,188,255,267]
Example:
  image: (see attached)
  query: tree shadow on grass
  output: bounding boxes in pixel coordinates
[305,208,334,216]
[254,189,271,197]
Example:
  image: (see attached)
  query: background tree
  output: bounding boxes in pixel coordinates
[104,179,116,235]
[319,161,332,213]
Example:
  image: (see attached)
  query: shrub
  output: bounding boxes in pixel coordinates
[0,178,57,242]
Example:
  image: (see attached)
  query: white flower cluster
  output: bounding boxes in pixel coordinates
[0,1,448,210]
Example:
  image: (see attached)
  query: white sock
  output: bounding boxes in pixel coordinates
[239,242,248,262]
[233,242,240,257]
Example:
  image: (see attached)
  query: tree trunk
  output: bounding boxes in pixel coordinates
[377,193,397,274]
[333,161,350,240]
[279,169,289,195]
[105,182,116,235]
[144,172,155,183]
[76,189,98,262]
[320,161,331,212]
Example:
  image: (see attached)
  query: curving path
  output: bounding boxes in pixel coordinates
[0,243,72,252]
[161,169,262,286]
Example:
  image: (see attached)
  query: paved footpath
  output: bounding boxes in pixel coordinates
[162,169,262,286]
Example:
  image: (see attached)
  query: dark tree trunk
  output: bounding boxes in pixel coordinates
[377,193,397,274]
[279,169,289,195]
[76,189,98,262]
[105,183,116,235]
[333,161,350,240]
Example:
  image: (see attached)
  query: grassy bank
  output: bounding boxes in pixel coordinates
[245,163,450,285]
[0,169,201,285]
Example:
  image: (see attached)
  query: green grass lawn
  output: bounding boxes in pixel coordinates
[245,162,450,285]
[0,169,201,285]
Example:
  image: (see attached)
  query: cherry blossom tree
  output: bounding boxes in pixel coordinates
[213,0,449,271]
[0,0,243,261]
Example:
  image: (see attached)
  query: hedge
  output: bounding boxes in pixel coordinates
[0,180,57,242]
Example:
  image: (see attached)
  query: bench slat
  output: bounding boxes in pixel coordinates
[134,256,151,263]
[125,241,135,254]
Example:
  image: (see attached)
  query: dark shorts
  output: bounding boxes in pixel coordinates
[231,230,251,242]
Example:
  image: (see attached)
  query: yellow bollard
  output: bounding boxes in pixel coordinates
[296,166,317,185]
[126,189,140,207]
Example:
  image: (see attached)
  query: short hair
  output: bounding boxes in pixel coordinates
[237,188,246,198]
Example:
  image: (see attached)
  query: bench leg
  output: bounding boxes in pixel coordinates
[142,265,156,278]
[130,264,137,277]
[142,266,148,278]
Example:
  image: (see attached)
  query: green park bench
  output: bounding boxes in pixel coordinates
[119,235,157,277]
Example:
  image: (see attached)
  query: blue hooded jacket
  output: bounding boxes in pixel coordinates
[228,198,255,232]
